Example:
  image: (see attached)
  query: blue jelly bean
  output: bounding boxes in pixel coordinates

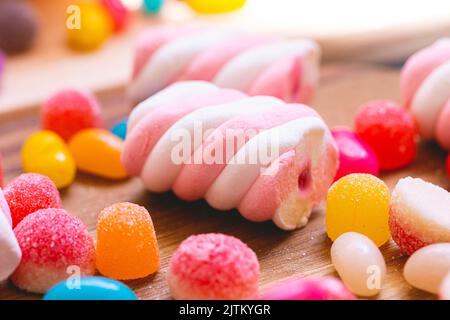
[111,118,128,140]
[43,277,137,300]
[143,0,164,14]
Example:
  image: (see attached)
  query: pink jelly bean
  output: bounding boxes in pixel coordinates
[332,128,379,181]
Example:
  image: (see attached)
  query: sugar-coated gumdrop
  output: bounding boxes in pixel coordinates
[390,177,450,255]
[0,153,4,188]
[326,173,390,247]
[168,233,259,300]
[22,131,76,189]
[4,173,62,227]
[67,2,113,51]
[12,208,95,293]
[447,154,450,180]
[69,129,128,179]
[44,276,137,300]
[0,1,38,54]
[331,232,386,297]
[111,118,127,140]
[439,272,450,300]
[41,89,103,141]
[143,0,164,14]
[331,128,379,181]
[404,243,450,294]
[96,202,159,280]
[185,0,246,14]
[259,276,355,300]
[100,0,129,32]
[354,100,417,170]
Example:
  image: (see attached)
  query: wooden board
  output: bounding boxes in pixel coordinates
[1,63,449,300]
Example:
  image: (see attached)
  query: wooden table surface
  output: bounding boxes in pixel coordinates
[1,63,449,300]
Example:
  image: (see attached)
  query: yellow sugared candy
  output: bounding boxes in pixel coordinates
[67,2,113,51]
[185,0,246,14]
[68,129,128,179]
[22,131,76,189]
[326,173,390,247]
[96,202,160,280]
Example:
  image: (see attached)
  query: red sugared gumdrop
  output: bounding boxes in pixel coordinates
[167,233,260,300]
[4,173,62,227]
[12,208,95,293]
[332,128,379,181]
[354,100,417,170]
[100,0,129,32]
[41,89,103,141]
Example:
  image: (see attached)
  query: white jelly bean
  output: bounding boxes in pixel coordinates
[331,232,386,297]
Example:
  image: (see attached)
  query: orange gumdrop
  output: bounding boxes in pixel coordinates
[96,202,160,280]
[68,129,128,179]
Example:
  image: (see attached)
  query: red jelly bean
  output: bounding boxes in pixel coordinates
[354,100,417,170]
[41,89,103,141]
[100,0,129,32]
[4,173,62,227]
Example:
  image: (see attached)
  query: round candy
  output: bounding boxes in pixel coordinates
[439,272,450,300]
[41,89,103,141]
[331,232,386,297]
[404,243,450,294]
[111,117,127,140]
[12,208,95,293]
[69,129,128,179]
[331,128,379,181]
[142,0,165,14]
[259,276,355,300]
[0,1,38,54]
[96,202,159,280]
[4,173,62,227]
[67,2,113,51]
[390,177,450,255]
[22,131,76,189]
[354,100,417,170]
[44,276,137,300]
[168,233,259,300]
[100,0,129,32]
[326,173,390,247]
[184,0,246,14]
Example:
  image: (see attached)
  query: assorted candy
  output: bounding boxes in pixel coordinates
[326,174,391,247]
[167,233,259,300]
[96,202,159,280]
[12,208,95,293]
[111,117,128,139]
[44,276,137,300]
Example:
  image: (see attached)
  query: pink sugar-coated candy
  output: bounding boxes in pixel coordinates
[41,89,103,141]
[259,276,355,300]
[12,208,95,293]
[331,128,379,181]
[4,173,62,228]
[167,233,260,300]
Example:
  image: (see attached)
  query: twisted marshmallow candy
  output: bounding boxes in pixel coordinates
[122,81,338,230]
[129,26,321,105]
[401,38,450,150]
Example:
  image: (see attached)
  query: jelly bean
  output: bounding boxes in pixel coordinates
[354,100,417,170]
[168,233,259,300]
[326,173,390,247]
[331,232,386,297]
[44,276,137,300]
[22,131,76,189]
[439,272,450,300]
[100,0,129,32]
[331,128,379,181]
[12,208,95,293]
[111,117,127,140]
[4,173,62,227]
[67,2,113,51]
[68,129,128,179]
[41,89,103,141]
[185,0,246,14]
[142,0,164,14]
[390,177,450,255]
[96,202,159,280]
[404,243,450,294]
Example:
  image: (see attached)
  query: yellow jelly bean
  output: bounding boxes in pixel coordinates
[22,131,76,189]
[67,2,113,51]
[325,173,390,247]
[185,0,246,14]
[68,129,128,179]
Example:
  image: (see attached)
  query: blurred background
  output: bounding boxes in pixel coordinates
[1,0,450,115]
